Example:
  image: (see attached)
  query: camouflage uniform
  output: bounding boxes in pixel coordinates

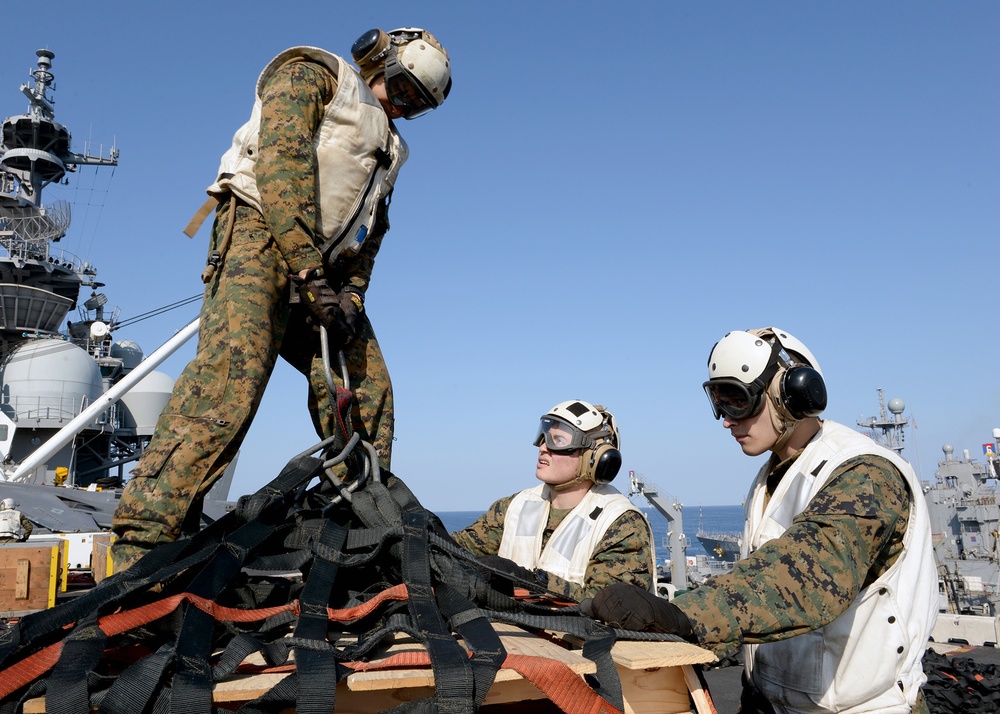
[673,453,932,714]
[452,492,655,602]
[111,60,394,568]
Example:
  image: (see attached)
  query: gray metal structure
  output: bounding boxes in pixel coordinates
[628,471,688,590]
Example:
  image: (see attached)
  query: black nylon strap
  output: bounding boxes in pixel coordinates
[293,518,348,714]
[99,643,176,714]
[402,508,475,714]
[435,583,505,710]
[46,620,107,714]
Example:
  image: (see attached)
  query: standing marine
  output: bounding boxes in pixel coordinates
[111,28,452,570]
[586,328,938,714]
[452,400,655,602]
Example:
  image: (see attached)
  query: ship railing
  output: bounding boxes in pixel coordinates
[0,200,72,247]
[4,394,117,427]
[958,496,998,508]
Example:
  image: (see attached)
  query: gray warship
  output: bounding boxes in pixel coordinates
[858,389,1000,645]
[0,50,224,569]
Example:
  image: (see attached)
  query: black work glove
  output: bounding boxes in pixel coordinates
[581,583,694,639]
[477,554,547,589]
[290,274,363,343]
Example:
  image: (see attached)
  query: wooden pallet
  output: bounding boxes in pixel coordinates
[214,624,716,713]
[20,622,719,713]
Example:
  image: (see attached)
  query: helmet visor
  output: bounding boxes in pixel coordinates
[384,46,438,119]
[703,379,765,421]
[533,417,593,454]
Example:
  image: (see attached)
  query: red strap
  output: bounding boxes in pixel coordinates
[343,651,623,714]
[0,584,412,698]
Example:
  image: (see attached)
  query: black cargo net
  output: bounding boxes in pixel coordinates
[0,387,679,713]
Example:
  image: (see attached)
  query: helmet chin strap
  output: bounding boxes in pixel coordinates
[551,450,594,493]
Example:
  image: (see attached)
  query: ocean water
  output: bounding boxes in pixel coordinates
[436,503,744,562]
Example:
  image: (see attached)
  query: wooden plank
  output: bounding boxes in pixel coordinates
[47,544,60,607]
[15,558,29,599]
[682,664,718,714]
[610,639,717,669]
[347,623,596,692]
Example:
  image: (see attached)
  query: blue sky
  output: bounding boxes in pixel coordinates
[4,1,998,512]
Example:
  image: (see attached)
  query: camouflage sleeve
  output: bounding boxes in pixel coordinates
[546,509,655,603]
[450,495,514,556]
[256,60,337,275]
[20,514,32,539]
[674,455,909,656]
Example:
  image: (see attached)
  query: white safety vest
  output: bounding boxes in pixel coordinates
[497,484,646,586]
[0,509,21,538]
[207,47,408,263]
[741,420,938,714]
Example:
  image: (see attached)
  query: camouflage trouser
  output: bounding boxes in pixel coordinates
[111,201,393,569]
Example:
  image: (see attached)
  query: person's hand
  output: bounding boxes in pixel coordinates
[477,554,546,587]
[581,583,693,638]
[291,273,363,343]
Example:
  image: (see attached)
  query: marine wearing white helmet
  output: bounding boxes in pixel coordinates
[703,327,827,453]
[533,400,622,491]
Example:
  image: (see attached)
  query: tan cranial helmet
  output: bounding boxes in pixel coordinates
[351,27,452,119]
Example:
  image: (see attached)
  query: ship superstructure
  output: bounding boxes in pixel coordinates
[859,389,1000,643]
[0,51,217,560]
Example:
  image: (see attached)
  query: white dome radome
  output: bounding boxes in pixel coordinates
[0,340,103,420]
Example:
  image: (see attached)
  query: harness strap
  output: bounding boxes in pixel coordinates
[184,195,221,238]
[200,195,237,283]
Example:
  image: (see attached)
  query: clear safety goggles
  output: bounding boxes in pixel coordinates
[533,417,594,454]
[703,379,767,421]
[383,45,438,119]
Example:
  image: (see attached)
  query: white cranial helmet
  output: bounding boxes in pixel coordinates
[704,327,826,450]
[534,400,622,486]
[0,498,15,510]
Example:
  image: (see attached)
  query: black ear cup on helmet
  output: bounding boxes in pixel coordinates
[351,29,383,62]
[781,366,827,419]
[590,444,623,485]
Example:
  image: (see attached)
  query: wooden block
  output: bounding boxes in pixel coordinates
[91,532,115,584]
[618,662,693,714]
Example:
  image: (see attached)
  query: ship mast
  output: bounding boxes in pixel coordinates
[857,388,908,454]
